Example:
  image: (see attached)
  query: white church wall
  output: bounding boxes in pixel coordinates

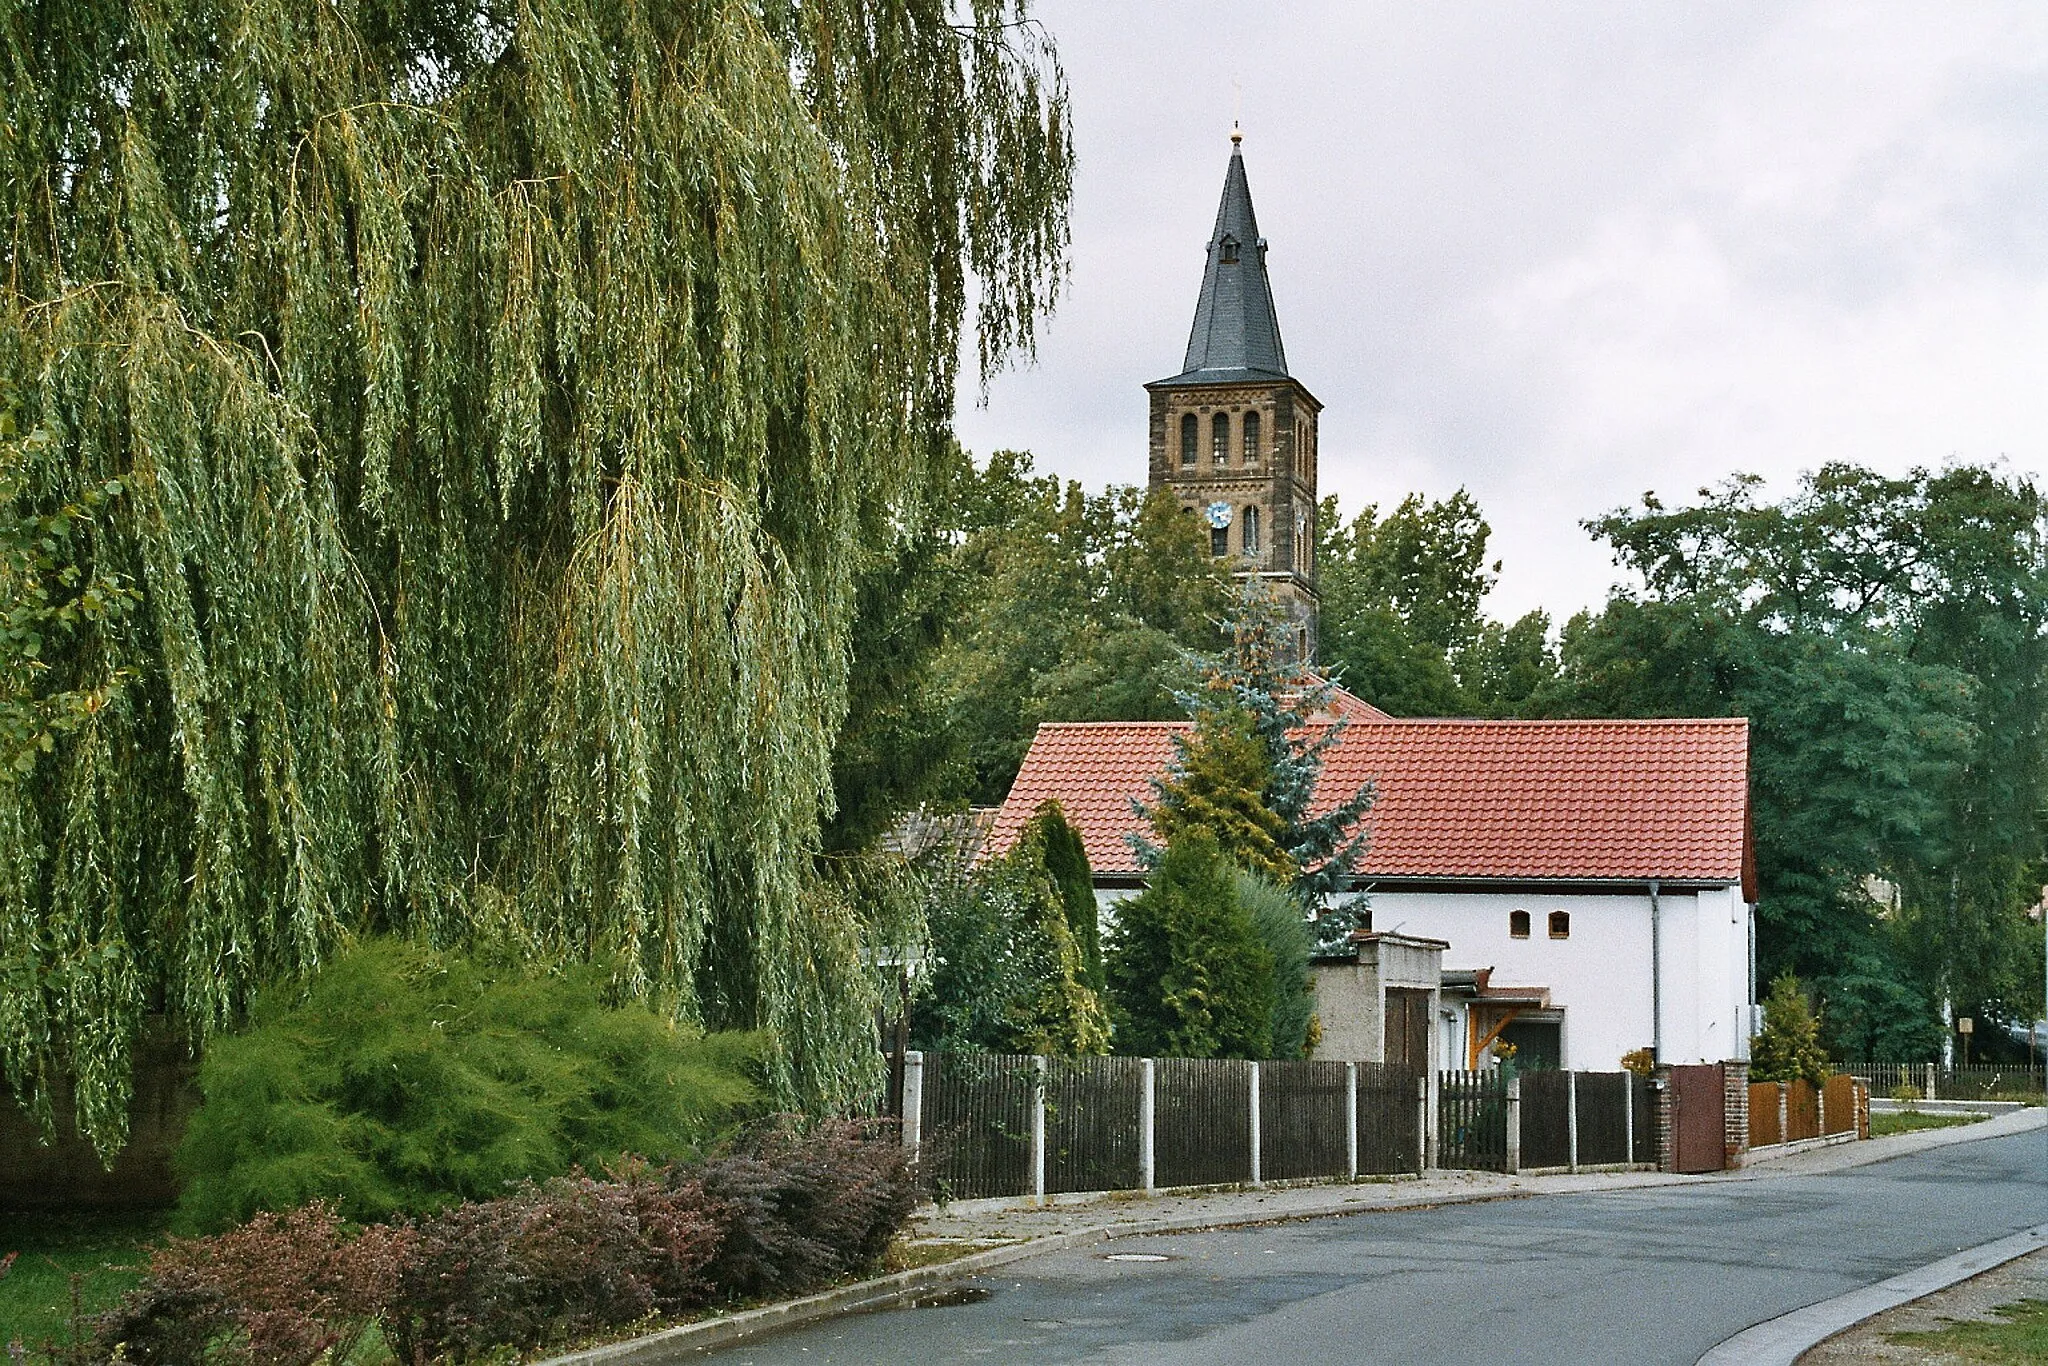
[1360,889,1657,1072]
[1090,879,1754,1069]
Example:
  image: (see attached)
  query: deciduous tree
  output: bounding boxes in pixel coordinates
[0,0,1071,1152]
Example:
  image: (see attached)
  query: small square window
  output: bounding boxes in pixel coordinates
[1548,911,1571,939]
[1509,910,1530,939]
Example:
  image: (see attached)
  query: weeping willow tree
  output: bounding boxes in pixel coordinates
[0,0,1071,1157]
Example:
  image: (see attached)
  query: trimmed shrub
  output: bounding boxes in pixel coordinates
[175,939,763,1229]
[91,1203,408,1366]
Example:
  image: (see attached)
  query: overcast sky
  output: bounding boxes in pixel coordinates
[951,2,2048,624]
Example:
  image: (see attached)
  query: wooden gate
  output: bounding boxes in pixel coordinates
[1669,1063,1725,1173]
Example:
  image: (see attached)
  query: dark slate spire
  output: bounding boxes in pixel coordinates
[1163,132,1289,384]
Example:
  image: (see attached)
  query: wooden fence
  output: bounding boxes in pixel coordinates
[912,1054,1660,1202]
[1440,1069,1651,1174]
[1746,1074,1869,1150]
[912,1052,1423,1202]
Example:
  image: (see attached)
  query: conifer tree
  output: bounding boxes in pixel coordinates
[1132,586,1376,947]
[1141,709,1294,885]
[1104,829,1272,1060]
[1031,801,1104,993]
[0,0,1071,1152]
[1749,973,1831,1085]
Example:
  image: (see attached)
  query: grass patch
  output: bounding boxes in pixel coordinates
[883,1237,1017,1274]
[1869,1110,1987,1137]
[1,1211,166,1354]
[1886,1298,2048,1363]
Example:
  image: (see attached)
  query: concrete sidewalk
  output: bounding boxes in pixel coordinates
[904,1106,2045,1248]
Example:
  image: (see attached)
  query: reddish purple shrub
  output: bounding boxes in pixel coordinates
[85,1118,915,1364]
[386,1174,724,1363]
[91,1203,408,1366]
[693,1118,916,1299]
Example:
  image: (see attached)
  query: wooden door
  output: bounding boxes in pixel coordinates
[1384,988,1431,1073]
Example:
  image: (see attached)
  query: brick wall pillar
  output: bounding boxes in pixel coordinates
[1652,1064,1677,1173]
[1722,1060,1750,1166]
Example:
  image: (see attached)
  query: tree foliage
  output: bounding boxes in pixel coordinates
[0,0,1071,1152]
[1540,465,2047,1056]
[1317,491,1557,717]
[911,809,1107,1055]
[1104,828,1272,1060]
[936,458,1231,802]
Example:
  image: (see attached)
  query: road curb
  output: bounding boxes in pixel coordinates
[540,1109,2044,1365]
[1695,1223,2048,1366]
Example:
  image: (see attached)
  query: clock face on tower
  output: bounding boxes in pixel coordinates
[1204,500,1234,529]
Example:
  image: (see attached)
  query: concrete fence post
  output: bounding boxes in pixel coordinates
[1029,1055,1047,1204]
[1248,1061,1262,1188]
[1926,1061,1937,1101]
[1505,1074,1522,1175]
[1425,1067,1440,1170]
[1139,1058,1156,1194]
[1345,1062,1359,1181]
[1818,1083,1827,1137]
[1415,1075,1429,1174]
[1624,1071,1635,1166]
[1778,1082,1788,1145]
[901,1050,924,1163]
[1567,1069,1580,1173]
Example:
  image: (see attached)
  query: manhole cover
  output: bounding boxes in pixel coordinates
[1102,1253,1173,1262]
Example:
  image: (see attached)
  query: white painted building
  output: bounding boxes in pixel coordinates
[986,697,1757,1075]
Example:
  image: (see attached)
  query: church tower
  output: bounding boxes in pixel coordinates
[1146,131,1321,660]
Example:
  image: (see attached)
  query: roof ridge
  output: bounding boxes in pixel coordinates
[1339,716,1749,729]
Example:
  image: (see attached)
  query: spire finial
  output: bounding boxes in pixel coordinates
[1230,121,1242,146]
[1231,78,1243,146]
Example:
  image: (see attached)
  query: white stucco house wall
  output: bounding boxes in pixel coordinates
[983,693,1757,1074]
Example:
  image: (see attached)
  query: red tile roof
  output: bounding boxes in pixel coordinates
[986,715,1752,888]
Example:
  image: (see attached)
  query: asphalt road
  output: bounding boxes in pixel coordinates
[701,1129,2048,1365]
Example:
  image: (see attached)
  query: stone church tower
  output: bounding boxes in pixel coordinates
[1146,132,1321,660]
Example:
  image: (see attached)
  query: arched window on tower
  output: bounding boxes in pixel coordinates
[1242,505,1260,556]
[1180,413,1197,468]
[1212,412,1229,464]
[1243,410,1261,465]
